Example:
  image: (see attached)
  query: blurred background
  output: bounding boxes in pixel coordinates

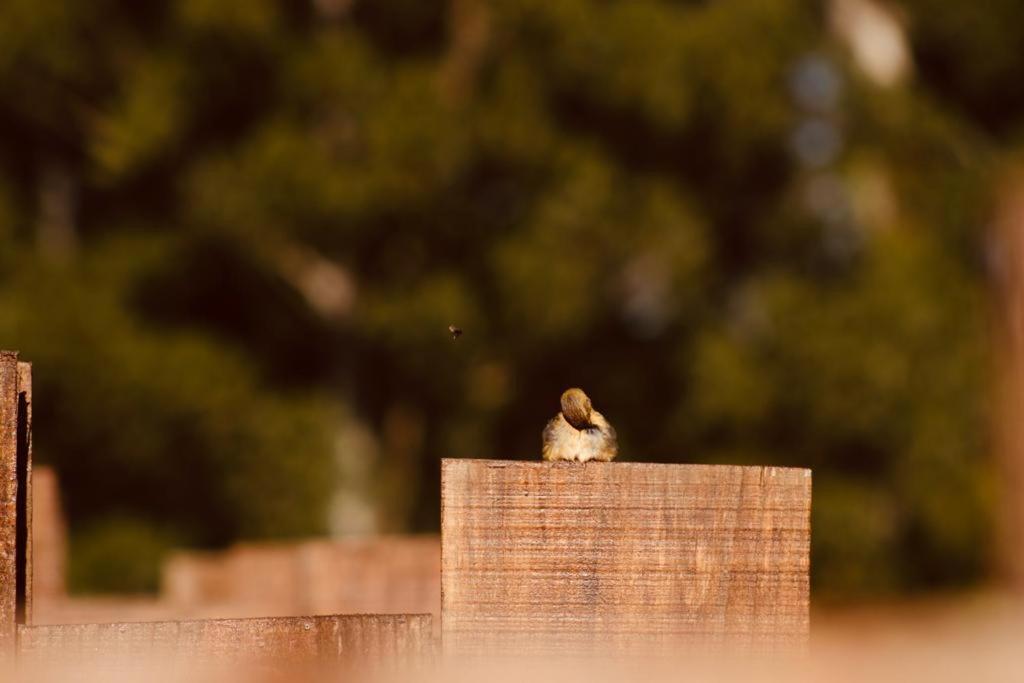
[0,0,1020,612]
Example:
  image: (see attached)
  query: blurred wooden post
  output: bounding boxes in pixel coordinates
[0,352,18,659]
[29,467,64,622]
[441,459,812,656]
[993,168,1024,594]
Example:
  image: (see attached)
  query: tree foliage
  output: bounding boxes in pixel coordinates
[0,0,1003,597]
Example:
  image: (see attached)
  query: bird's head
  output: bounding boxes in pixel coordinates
[560,387,593,430]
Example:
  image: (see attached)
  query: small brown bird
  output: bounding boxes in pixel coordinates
[542,387,618,462]
[448,324,463,340]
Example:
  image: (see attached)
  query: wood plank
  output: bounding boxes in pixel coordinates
[992,169,1024,591]
[161,536,440,626]
[28,467,65,621]
[0,351,18,659]
[441,459,811,655]
[17,613,433,675]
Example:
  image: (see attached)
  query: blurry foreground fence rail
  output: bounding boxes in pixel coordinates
[17,613,433,676]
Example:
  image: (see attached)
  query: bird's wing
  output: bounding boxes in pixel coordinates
[591,411,615,439]
[591,411,618,460]
[542,414,571,461]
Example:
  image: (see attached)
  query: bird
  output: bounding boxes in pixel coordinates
[448,324,463,340]
[541,387,618,462]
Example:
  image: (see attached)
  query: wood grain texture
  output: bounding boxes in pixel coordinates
[441,459,811,655]
[0,351,18,658]
[17,613,433,673]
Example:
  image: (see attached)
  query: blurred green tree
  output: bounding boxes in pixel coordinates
[0,0,1003,597]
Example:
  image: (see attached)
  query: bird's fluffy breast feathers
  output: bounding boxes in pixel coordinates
[542,388,618,462]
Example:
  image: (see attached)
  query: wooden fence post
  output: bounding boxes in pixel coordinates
[0,351,18,659]
[441,459,812,656]
[993,168,1024,593]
